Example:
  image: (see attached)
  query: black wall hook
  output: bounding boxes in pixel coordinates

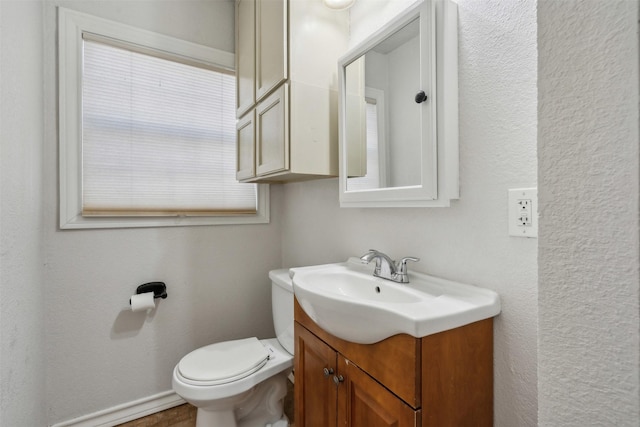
[136,282,168,299]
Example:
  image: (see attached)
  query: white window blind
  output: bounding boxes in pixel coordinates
[81,36,257,216]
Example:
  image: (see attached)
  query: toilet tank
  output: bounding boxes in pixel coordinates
[269,269,295,355]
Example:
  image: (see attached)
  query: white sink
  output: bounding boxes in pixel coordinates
[291,258,501,344]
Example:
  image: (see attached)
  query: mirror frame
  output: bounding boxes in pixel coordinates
[338,0,459,208]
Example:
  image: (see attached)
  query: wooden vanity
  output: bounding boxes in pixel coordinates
[294,299,494,427]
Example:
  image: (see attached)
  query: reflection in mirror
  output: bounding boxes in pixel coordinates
[345,18,421,192]
[347,88,384,190]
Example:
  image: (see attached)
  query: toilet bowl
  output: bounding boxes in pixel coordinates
[172,269,294,427]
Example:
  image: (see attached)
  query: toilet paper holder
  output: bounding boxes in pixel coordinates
[135,282,168,300]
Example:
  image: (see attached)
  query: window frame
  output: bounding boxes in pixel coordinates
[58,7,269,229]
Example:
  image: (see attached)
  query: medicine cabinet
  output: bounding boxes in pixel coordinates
[338,0,459,207]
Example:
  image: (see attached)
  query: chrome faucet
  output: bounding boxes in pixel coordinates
[360,250,419,284]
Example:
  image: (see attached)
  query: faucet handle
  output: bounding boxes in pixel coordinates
[397,257,420,274]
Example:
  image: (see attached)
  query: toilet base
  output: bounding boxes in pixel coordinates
[195,408,237,427]
[194,372,290,427]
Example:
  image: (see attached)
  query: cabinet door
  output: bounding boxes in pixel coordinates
[295,324,338,427]
[255,0,287,101]
[236,111,255,181]
[337,357,420,427]
[235,0,255,117]
[256,84,288,176]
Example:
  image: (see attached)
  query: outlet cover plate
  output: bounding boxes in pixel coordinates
[508,188,538,238]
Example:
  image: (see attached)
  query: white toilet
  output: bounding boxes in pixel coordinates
[172,269,294,427]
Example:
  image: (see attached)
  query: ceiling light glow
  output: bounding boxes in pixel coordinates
[323,0,356,10]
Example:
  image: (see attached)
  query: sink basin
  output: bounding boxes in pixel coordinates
[291,258,501,344]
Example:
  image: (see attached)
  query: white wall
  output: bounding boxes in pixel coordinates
[282,0,539,425]
[0,1,47,425]
[537,0,640,424]
[388,35,421,187]
[40,1,284,424]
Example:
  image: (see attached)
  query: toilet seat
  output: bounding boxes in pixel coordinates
[177,337,269,386]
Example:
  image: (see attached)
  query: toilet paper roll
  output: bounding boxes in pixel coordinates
[130,292,156,312]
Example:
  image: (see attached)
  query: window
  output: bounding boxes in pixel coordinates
[59,8,268,229]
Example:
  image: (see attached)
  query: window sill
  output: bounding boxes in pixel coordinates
[60,186,269,230]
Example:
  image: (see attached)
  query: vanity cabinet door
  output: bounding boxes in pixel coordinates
[295,324,338,427]
[295,320,420,427]
[338,357,420,427]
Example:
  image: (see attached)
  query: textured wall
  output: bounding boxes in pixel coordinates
[282,0,539,425]
[40,1,283,424]
[0,1,47,425]
[537,0,640,424]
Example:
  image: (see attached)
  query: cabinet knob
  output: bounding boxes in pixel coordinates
[333,374,344,385]
[415,90,427,104]
[323,367,334,378]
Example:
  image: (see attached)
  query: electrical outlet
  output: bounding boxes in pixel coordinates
[516,199,532,226]
[509,188,537,238]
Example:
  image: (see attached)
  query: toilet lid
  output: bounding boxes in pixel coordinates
[177,337,269,386]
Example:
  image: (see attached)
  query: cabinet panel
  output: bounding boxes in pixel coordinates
[256,84,289,176]
[422,318,493,427]
[338,358,420,427]
[236,111,255,180]
[295,324,337,427]
[235,0,255,117]
[289,81,339,176]
[255,0,287,101]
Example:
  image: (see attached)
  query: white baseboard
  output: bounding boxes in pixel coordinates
[50,391,186,427]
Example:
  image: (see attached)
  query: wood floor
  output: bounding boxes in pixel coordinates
[115,404,196,427]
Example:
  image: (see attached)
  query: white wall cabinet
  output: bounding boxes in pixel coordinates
[235,0,349,183]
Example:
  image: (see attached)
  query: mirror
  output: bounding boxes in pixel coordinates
[338,0,459,208]
[345,18,422,191]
